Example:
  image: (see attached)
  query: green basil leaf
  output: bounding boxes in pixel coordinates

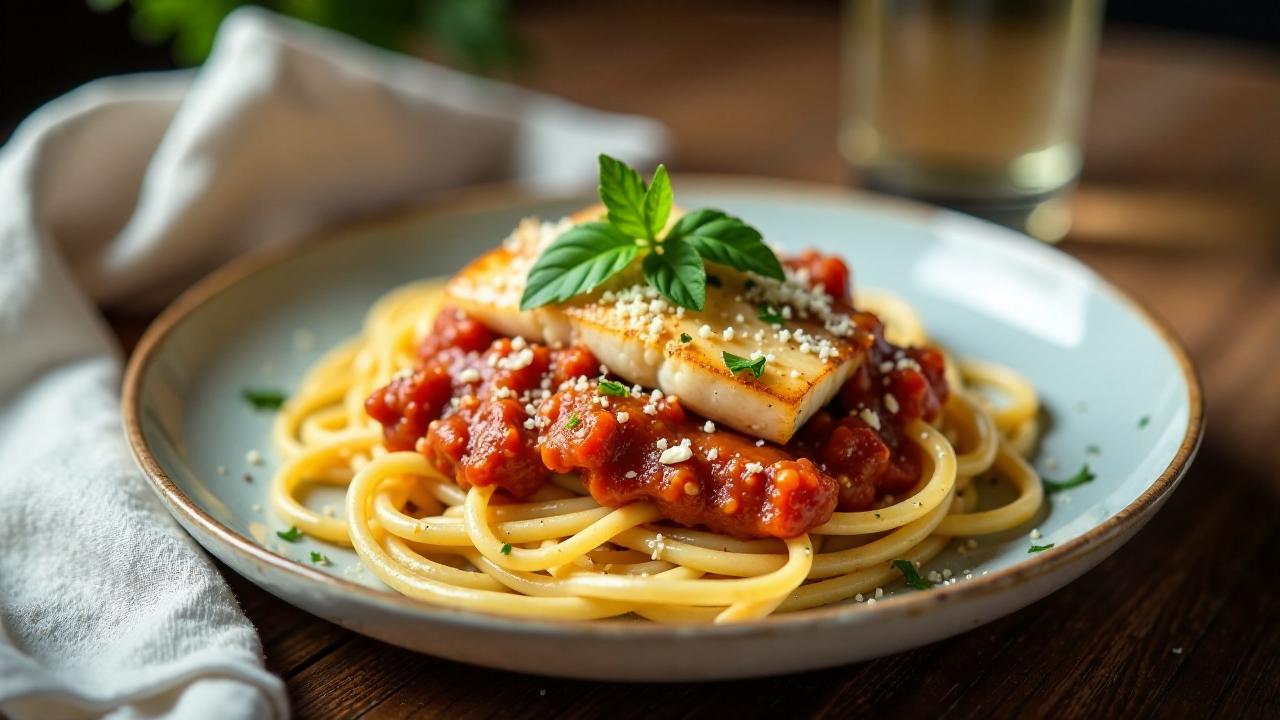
[668,209,785,281]
[642,164,672,240]
[598,154,649,238]
[757,305,784,325]
[1027,544,1055,553]
[243,388,286,411]
[642,235,706,311]
[1042,464,1096,493]
[519,223,640,310]
[276,526,303,542]
[597,380,630,397]
[722,351,766,378]
[892,559,932,590]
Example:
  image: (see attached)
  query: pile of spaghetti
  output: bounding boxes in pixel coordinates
[271,281,1042,624]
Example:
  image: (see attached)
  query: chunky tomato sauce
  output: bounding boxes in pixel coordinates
[366,252,948,539]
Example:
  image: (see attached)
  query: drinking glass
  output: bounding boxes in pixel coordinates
[840,0,1104,241]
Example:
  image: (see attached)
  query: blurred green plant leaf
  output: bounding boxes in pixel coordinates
[87,0,526,72]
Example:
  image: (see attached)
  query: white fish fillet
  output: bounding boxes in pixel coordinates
[445,208,863,443]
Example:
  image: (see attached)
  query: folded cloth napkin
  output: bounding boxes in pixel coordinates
[0,8,666,719]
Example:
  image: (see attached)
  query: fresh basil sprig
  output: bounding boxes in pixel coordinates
[520,154,783,311]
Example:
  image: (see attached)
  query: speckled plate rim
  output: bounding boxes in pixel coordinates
[122,175,1205,639]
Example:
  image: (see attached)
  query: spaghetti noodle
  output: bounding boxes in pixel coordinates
[271,277,1043,623]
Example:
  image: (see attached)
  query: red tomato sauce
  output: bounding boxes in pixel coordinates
[365,254,948,539]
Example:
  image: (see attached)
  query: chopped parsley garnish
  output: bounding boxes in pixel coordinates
[891,559,931,590]
[310,551,332,565]
[722,351,766,378]
[597,380,630,397]
[1028,544,1055,553]
[566,413,582,430]
[1042,464,1096,493]
[1138,415,1151,429]
[242,388,286,411]
[276,526,303,542]
[500,543,513,555]
[757,305,784,325]
[874,512,881,519]
[679,332,693,343]
[519,154,783,312]
[1085,444,1101,455]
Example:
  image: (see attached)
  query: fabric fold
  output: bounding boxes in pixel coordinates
[0,7,665,719]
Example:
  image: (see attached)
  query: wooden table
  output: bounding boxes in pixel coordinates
[122,6,1280,717]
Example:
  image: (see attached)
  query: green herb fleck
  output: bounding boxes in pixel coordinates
[520,154,781,312]
[1043,464,1096,493]
[1028,544,1055,554]
[679,332,693,343]
[243,388,286,411]
[722,351,767,379]
[757,305,784,325]
[310,551,332,565]
[276,526,303,542]
[566,413,581,430]
[1085,444,1101,455]
[891,559,931,590]
[500,543,513,555]
[597,380,630,397]
[874,513,881,519]
[1138,415,1151,429]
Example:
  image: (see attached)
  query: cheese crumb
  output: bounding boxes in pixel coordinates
[651,533,666,560]
[616,411,630,424]
[699,324,713,338]
[245,449,263,465]
[707,448,720,461]
[659,446,693,465]
[884,394,900,414]
[858,408,881,431]
[459,368,481,383]
[656,438,669,450]
[703,420,716,433]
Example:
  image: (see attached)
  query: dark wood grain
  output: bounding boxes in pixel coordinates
[117,5,1280,718]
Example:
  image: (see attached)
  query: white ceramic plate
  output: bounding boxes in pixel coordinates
[124,179,1203,681]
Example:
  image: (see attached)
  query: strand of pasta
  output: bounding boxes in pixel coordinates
[267,280,1045,623]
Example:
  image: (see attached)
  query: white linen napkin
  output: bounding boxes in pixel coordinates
[0,8,666,719]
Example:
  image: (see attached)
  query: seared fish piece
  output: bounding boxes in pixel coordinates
[445,209,865,444]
